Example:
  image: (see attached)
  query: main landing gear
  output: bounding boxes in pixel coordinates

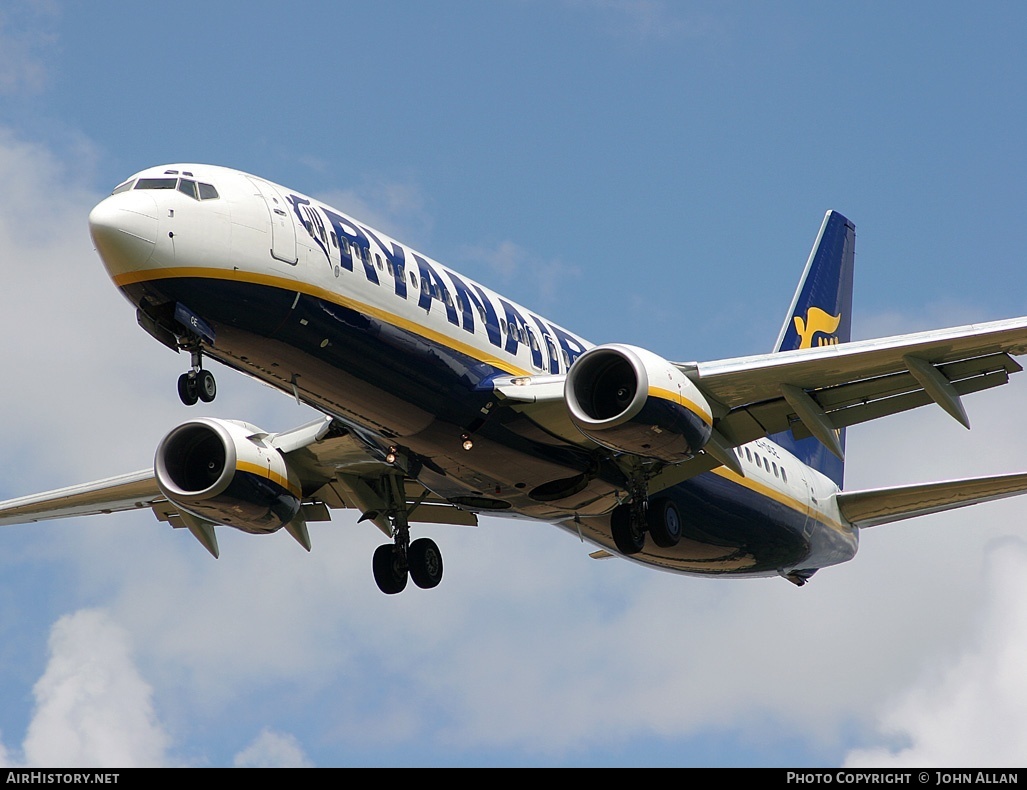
[371,474,444,595]
[373,537,444,595]
[610,492,683,556]
[177,346,217,406]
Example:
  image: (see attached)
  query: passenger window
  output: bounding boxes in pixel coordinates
[781,468,788,483]
[744,448,752,463]
[409,271,417,289]
[330,232,338,249]
[546,337,558,367]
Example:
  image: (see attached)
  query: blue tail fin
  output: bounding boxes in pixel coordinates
[769,210,855,487]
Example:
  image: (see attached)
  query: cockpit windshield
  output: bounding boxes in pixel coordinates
[113,176,219,200]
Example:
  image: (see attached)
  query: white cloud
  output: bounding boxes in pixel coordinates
[19,609,170,768]
[234,729,313,768]
[845,539,1027,768]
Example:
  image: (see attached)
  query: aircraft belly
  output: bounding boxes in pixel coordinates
[122,278,617,514]
[119,276,859,572]
[570,472,828,577]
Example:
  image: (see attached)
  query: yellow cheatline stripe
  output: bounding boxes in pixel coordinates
[113,266,532,377]
[709,465,848,533]
[647,386,713,426]
[236,461,302,498]
[125,268,846,532]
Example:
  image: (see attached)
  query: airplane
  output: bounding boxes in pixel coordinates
[4,163,1027,594]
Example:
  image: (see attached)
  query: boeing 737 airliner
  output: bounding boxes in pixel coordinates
[3,164,1027,594]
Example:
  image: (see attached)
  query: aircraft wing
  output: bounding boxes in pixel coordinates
[0,416,477,554]
[685,316,1027,452]
[0,470,161,526]
[490,317,1027,468]
[836,472,1027,528]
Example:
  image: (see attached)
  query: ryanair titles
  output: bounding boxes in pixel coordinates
[287,193,587,374]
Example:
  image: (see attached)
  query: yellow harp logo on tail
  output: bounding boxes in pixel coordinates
[794,307,842,349]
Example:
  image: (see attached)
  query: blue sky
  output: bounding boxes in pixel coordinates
[1,0,1027,767]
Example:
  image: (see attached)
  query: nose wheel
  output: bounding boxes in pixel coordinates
[177,370,216,406]
[177,347,216,406]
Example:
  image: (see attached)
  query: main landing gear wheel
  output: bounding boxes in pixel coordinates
[611,503,645,555]
[373,544,408,595]
[372,474,446,595]
[408,538,443,589]
[647,498,682,548]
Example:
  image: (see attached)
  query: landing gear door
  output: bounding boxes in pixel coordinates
[247,177,298,265]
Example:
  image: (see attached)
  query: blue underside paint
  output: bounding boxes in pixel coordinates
[126,275,857,577]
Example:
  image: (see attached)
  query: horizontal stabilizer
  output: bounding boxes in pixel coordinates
[836,472,1027,529]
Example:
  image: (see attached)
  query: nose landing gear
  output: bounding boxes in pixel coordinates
[177,347,216,406]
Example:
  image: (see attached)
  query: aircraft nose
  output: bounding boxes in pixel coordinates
[88,193,159,275]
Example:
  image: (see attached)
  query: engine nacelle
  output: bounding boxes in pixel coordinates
[155,418,302,534]
[564,344,713,463]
